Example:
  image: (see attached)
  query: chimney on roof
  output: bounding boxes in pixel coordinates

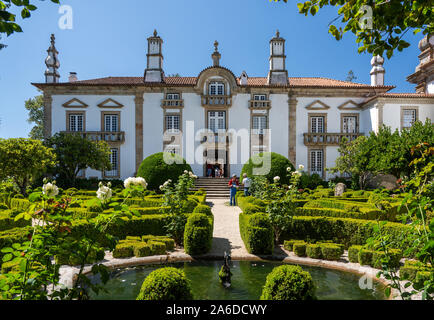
[267,30,289,85]
[144,29,165,82]
[370,55,385,86]
[240,71,248,85]
[45,34,60,83]
[68,72,78,82]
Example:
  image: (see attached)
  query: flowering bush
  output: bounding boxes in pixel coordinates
[160,171,197,245]
[42,181,59,197]
[123,176,148,199]
[96,182,113,204]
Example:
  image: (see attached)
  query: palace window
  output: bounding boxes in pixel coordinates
[69,113,84,132]
[253,94,267,101]
[209,82,225,96]
[342,115,358,133]
[105,148,119,177]
[166,93,180,100]
[401,108,418,129]
[208,111,226,133]
[165,115,180,133]
[252,115,267,134]
[310,116,325,133]
[310,149,323,177]
[104,114,119,132]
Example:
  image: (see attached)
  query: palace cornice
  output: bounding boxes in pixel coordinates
[360,95,434,109]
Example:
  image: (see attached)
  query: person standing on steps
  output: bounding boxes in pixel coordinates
[228,174,239,206]
[242,173,251,196]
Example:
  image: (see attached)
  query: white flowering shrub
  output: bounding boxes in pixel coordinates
[42,181,59,198]
[96,181,113,203]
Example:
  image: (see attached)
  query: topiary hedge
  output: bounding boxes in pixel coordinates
[192,204,212,216]
[241,152,294,185]
[280,216,415,254]
[136,267,193,300]
[348,245,362,263]
[306,243,322,259]
[239,212,274,255]
[183,213,213,255]
[137,152,192,191]
[260,265,316,300]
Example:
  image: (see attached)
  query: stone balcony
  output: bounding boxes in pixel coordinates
[61,131,126,144]
[249,100,271,109]
[161,99,184,108]
[303,132,363,146]
[201,95,231,107]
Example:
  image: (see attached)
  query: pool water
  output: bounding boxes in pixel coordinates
[89,260,386,300]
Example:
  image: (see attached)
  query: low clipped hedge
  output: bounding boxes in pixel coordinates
[112,235,175,259]
[136,267,193,300]
[306,244,322,259]
[239,212,273,255]
[55,247,105,265]
[183,213,213,255]
[320,243,344,261]
[192,204,212,216]
[399,260,433,282]
[137,152,193,191]
[0,210,31,231]
[295,207,384,221]
[358,248,402,268]
[260,265,316,300]
[348,245,363,263]
[280,216,415,254]
[10,198,30,211]
[293,242,307,257]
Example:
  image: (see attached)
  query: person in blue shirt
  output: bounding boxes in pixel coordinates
[228,174,239,206]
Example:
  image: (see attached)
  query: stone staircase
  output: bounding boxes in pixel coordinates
[191,177,232,199]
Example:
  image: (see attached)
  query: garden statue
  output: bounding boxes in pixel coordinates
[218,251,232,288]
[334,182,346,197]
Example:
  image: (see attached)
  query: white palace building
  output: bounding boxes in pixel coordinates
[33,31,434,180]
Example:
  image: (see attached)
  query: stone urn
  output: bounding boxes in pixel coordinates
[334,182,347,197]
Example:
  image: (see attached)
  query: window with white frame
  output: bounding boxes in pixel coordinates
[209,82,225,96]
[402,109,417,128]
[310,116,325,133]
[208,111,226,133]
[342,116,358,133]
[253,94,267,101]
[104,114,119,132]
[252,116,267,134]
[69,114,84,132]
[166,93,180,100]
[310,150,323,176]
[105,148,119,177]
[165,115,180,133]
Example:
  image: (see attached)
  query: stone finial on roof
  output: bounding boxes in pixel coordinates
[153,29,158,37]
[45,33,60,83]
[370,55,385,86]
[212,40,221,67]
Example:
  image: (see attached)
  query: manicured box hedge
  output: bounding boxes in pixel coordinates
[295,207,383,221]
[239,212,273,255]
[293,242,307,257]
[0,210,31,231]
[348,245,363,263]
[306,243,322,259]
[320,243,344,261]
[280,216,415,254]
[183,213,213,255]
[399,260,433,282]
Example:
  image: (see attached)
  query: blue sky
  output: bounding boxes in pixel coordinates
[0,0,422,138]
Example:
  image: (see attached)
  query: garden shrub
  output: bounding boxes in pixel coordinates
[295,207,383,221]
[293,242,307,257]
[348,245,362,263]
[243,204,263,215]
[283,240,301,251]
[55,248,105,265]
[192,204,212,216]
[136,267,193,300]
[306,244,322,259]
[112,243,134,258]
[181,198,199,213]
[10,198,30,211]
[372,249,402,269]
[358,248,374,266]
[239,212,273,255]
[399,260,433,282]
[0,227,32,261]
[88,204,104,213]
[299,172,326,190]
[0,211,31,231]
[133,243,151,257]
[280,216,415,254]
[260,265,316,300]
[183,213,213,255]
[137,152,192,191]
[415,271,433,287]
[241,152,294,185]
[149,241,167,255]
[320,243,343,261]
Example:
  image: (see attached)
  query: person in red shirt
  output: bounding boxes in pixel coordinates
[228,174,239,206]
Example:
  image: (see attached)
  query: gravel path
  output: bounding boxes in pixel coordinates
[207,198,249,257]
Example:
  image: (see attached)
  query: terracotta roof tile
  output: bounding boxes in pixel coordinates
[33,75,390,88]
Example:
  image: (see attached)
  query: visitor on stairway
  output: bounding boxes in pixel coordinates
[228,174,239,206]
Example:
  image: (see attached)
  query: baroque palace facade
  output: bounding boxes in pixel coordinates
[33,31,434,180]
